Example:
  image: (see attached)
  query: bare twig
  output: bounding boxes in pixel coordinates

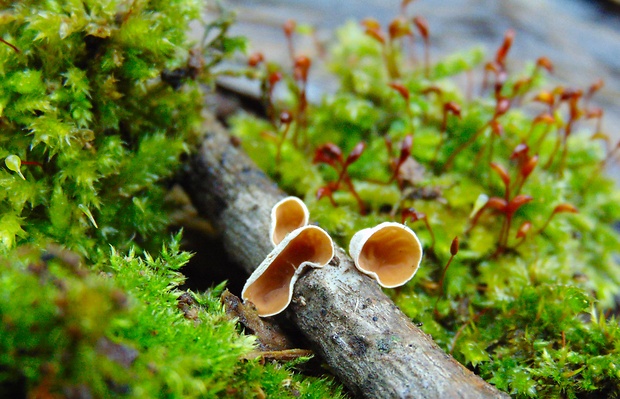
[180,116,508,399]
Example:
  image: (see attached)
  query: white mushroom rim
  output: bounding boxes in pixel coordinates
[242,225,334,317]
[270,196,310,246]
[349,222,423,288]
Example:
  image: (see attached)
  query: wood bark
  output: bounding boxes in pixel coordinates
[180,118,509,399]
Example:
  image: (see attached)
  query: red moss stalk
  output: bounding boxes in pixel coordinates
[434,236,459,317]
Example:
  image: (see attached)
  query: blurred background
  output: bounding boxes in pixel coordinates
[221,0,620,143]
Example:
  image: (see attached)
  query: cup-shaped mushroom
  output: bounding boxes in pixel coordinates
[242,225,334,317]
[270,196,310,246]
[349,222,423,288]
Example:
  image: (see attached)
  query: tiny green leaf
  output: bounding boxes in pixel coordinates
[5,155,25,180]
[470,193,488,218]
[78,204,98,228]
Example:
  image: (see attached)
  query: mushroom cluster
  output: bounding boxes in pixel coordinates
[242,197,424,317]
[242,197,334,317]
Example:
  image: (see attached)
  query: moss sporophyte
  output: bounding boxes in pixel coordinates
[230,3,620,396]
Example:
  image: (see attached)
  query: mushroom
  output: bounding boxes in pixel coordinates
[270,196,310,246]
[349,222,423,288]
[242,225,334,317]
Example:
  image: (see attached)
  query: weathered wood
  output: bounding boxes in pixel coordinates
[180,117,508,398]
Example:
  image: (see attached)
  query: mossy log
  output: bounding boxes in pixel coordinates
[180,118,508,399]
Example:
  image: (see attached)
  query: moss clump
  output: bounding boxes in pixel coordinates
[0,235,345,398]
[231,17,620,398]
[0,0,211,257]
[1,1,346,397]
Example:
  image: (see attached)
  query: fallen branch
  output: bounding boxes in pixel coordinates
[180,117,508,398]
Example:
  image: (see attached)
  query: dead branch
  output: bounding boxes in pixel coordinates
[180,117,508,399]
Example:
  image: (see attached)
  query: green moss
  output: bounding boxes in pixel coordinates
[0,236,345,398]
[1,1,346,397]
[231,15,620,397]
[1,0,207,258]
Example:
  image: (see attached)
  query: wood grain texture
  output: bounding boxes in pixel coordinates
[180,118,509,398]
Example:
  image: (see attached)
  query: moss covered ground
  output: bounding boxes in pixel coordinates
[0,1,345,397]
[3,0,620,397]
[231,15,620,398]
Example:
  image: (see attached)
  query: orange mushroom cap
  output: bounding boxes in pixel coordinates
[349,222,423,288]
[270,196,310,246]
[242,225,334,317]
